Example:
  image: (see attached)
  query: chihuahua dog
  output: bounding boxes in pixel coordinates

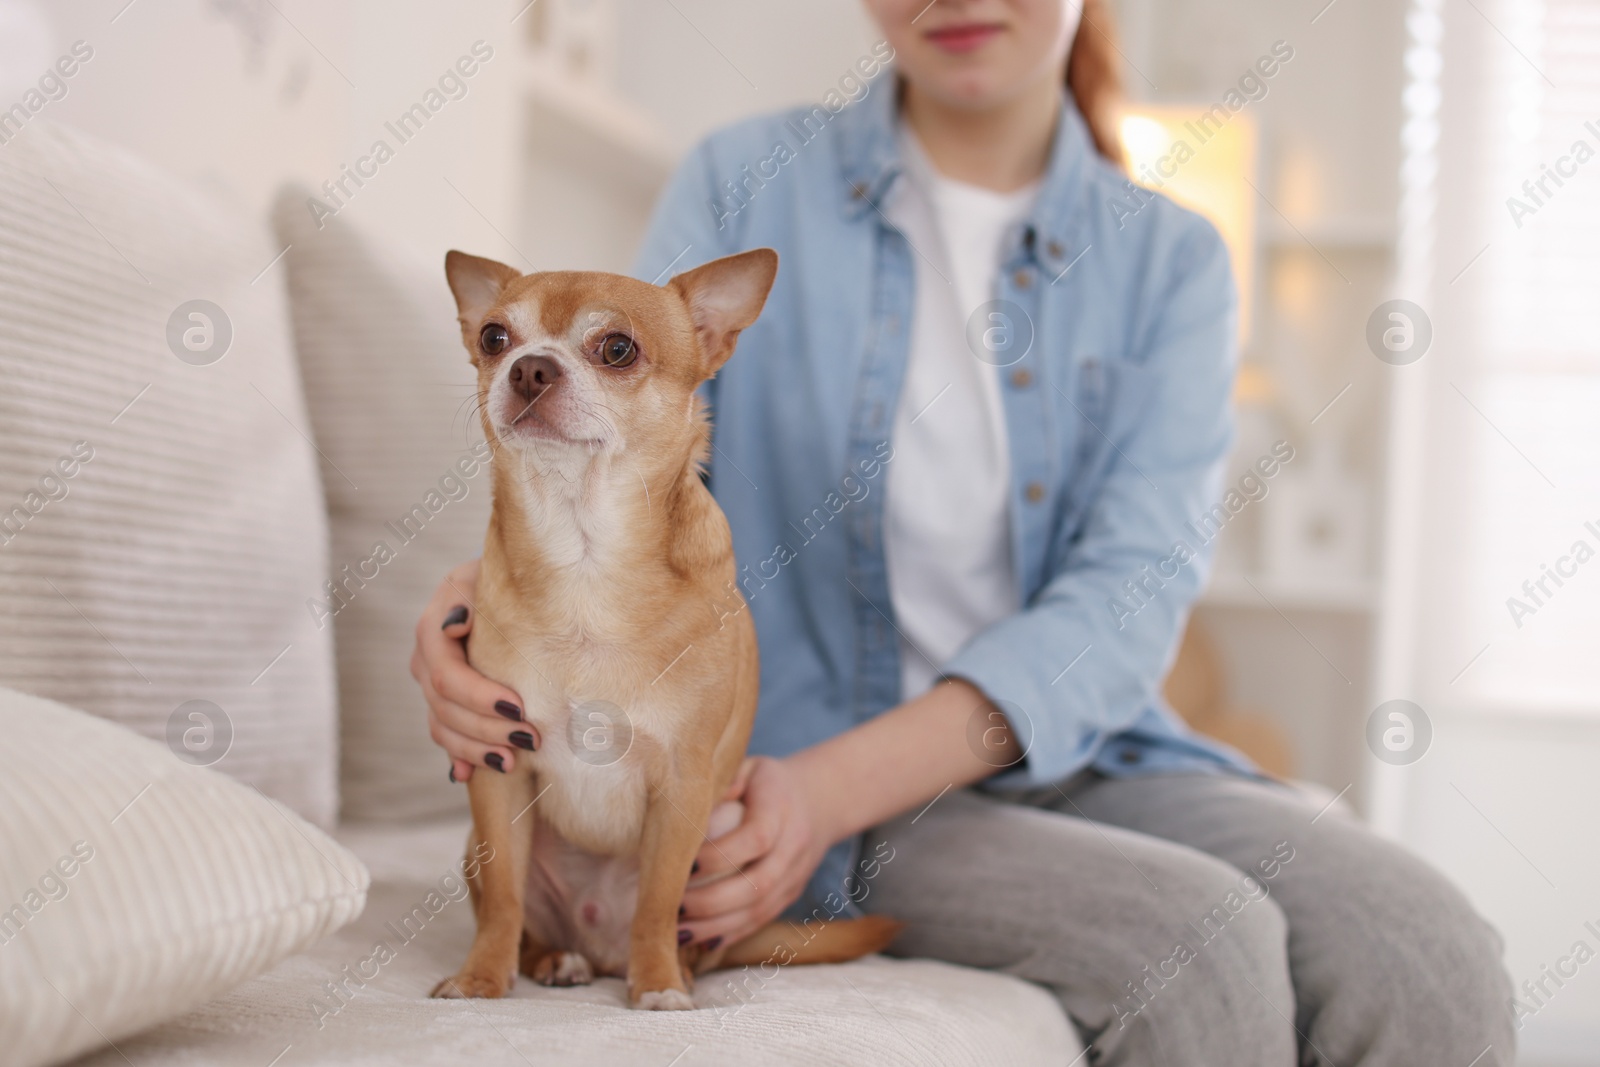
[430,249,899,1009]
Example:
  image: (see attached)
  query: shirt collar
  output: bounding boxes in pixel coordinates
[834,69,1099,274]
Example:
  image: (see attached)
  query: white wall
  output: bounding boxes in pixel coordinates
[0,0,882,271]
[613,0,879,150]
[1392,715,1600,1064]
[1,0,522,266]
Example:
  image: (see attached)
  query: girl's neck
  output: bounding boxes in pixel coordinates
[900,71,1063,193]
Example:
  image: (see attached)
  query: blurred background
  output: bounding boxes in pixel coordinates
[2,0,1595,1060]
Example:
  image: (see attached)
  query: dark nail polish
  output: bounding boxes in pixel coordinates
[690,861,700,875]
[494,700,523,722]
[704,936,722,952]
[448,766,456,783]
[677,928,692,946]
[509,731,536,751]
[441,605,468,629]
[678,905,685,918]
[485,752,506,773]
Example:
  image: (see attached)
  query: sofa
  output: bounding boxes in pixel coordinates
[0,121,1082,1065]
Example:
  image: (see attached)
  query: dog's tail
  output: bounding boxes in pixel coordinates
[713,915,904,970]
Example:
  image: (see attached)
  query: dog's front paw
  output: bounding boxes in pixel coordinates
[634,988,696,1011]
[430,968,514,999]
[629,950,696,1008]
[531,950,594,987]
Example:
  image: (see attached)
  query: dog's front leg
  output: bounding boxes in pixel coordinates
[431,769,538,999]
[628,767,713,1010]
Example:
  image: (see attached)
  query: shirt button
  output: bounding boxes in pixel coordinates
[1047,239,1065,259]
[1012,268,1032,289]
[1010,367,1034,389]
[851,182,868,200]
[1024,482,1046,504]
[1118,748,1142,765]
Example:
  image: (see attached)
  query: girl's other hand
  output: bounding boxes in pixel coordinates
[676,756,836,950]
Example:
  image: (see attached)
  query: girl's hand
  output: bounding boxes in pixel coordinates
[677,756,836,950]
[409,559,539,783]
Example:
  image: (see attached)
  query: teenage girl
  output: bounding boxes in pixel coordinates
[411,2,1512,1061]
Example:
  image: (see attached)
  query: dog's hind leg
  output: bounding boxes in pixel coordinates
[431,770,539,999]
[524,938,595,987]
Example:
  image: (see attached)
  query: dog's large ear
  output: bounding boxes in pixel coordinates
[445,250,520,326]
[667,248,778,375]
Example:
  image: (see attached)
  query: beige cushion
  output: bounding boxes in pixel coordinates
[65,818,1079,1067]
[271,187,489,822]
[0,122,338,825]
[0,686,368,1067]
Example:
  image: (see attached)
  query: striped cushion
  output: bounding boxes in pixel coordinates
[0,122,338,825]
[271,187,488,822]
[0,685,367,1067]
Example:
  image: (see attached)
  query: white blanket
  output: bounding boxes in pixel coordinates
[67,819,1078,1067]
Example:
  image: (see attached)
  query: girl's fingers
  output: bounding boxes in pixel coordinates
[692,801,780,879]
[413,649,536,751]
[419,559,480,636]
[721,756,759,801]
[428,715,516,774]
[434,679,535,748]
[675,906,766,952]
[680,834,801,921]
[414,558,524,726]
[415,606,528,726]
[680,865,762,920]
[450,758,474,784]
[678,862,806,947]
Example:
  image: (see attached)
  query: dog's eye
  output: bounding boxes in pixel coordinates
[599,333,637,368]
[480,324,510,356]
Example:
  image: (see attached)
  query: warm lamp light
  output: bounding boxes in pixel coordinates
[1118,107,1258,347]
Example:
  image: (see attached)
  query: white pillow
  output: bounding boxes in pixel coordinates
[0,686,368,1067]
[0,122,339,825]
[271,187,490,822]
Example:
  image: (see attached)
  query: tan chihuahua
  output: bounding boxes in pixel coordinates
[430,248,898,1009]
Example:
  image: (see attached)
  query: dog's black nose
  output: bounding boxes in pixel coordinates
[509,354,562,403]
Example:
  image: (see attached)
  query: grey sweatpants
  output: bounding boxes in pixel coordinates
[859,773,1514,1066]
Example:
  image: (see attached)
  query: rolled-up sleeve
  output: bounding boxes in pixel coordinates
[942,219,1238,788]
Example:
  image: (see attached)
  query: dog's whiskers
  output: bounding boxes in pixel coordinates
[453,392,487,436]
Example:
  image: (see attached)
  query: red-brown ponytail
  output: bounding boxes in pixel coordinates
[1067,0,1126,168]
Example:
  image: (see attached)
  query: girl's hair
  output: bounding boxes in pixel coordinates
[1067,0,1127,168]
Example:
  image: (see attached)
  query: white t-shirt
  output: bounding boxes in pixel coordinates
[883,129,1037,700]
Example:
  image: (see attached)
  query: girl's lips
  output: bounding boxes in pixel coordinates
[924,23,1004,54]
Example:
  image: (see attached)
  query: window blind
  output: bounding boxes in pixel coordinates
[1398,0,1600,714]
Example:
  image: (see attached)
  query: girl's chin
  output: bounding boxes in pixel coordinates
[908,66,1026,111]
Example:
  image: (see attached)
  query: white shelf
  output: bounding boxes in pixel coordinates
[1261,213,1396,250]
[519,63,677,184]
[1200,572,1377,613]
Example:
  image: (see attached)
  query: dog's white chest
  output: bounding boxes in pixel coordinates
[524,692,653,855]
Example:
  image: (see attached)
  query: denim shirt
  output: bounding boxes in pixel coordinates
[631,78,1255,917]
